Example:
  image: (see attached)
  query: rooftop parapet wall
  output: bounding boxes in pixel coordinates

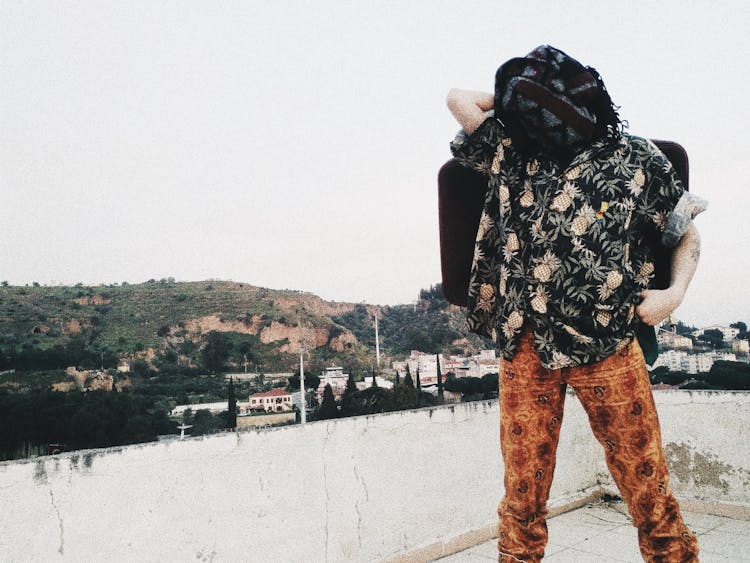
[652,390,750,507]
[0,391,747,562]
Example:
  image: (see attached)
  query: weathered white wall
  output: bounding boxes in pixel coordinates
[654,390,750,506]
[0,391,747,562]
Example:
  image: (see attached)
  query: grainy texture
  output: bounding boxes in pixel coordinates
[497,328,699,562]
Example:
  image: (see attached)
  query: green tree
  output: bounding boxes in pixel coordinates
[122,414,155,445]
[698,329,724,349]
[481,372,499,398]
[191,409,220,436]
[649,366,669,384]
[654,369,690,386]
[317,384,339,420]
[201,331,232,373]
[403,365,414,389]
[444,375,484,399]
[343,373,358,400]
[436,354,444,403]
[182,407,193,425]
[418,283,445,302]
[131,359,151,378]
[731,321,748,340]
[226,378,237,429]
[286,372,321,394]
[706,360,750,390]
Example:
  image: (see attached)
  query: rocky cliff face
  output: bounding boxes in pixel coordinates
[173,312,360,356]
[65,367,114,392]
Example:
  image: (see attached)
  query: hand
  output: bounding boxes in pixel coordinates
[636,287,684,326]
[446,89,495,135]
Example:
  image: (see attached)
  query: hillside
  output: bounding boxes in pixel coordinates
[0,280,491,385]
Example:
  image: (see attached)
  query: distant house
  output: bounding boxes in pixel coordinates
[170,401,228,417]
[248,388,293,413]
[316,366,351,401]
[732,339,749,355]
[653,349,688,372]
[657,331,693,350]
[355,376,393,391]
[692,325,740,341]
[394,350,500,381]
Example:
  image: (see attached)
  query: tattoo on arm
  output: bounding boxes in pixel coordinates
[689,243,701,262]
[669,223,700,294]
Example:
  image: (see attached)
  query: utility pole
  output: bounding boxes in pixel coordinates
[297,311,308,425]
[299,346,306,424]
[374,312,380,367]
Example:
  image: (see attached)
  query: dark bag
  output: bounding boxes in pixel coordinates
[437,140,689,364]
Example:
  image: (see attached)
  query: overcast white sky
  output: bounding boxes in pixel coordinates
[2,1,749,326]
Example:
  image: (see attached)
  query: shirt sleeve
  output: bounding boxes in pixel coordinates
[642,141,708,248]
[449,113,504,175]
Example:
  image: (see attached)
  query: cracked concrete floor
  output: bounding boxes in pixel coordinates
[434,501,749,562]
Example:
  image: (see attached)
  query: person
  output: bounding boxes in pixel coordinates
[446,45,705,563]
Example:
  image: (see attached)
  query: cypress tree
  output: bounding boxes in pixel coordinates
[343,373,358,400]
[403,368,414,389]
[371,368,378,388]
[436,354,444,403]
[226,377,237,429]
[317,383,339,420]
[394,370,400,388]
[415,366,422,407]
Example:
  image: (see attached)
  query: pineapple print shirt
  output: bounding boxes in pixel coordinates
[450,116,705,369]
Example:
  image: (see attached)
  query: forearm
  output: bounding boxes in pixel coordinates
[668,222,701,297]
[446,89,494,135]
[636,222,700,325]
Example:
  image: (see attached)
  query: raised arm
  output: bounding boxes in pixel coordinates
[636,222,701,326]
[446,89,495,135]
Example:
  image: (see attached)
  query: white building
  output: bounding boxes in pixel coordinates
[395,350,500,382]
[693,326,740,342]
[316,366,351,402]
[356,376,394,391]
[403,352,446,384]
[653,349,688,372]
[681,352,737,374]
[652,350,738,375]
[247,388,293,412]
[170,401,229,417]
[657,332,693,350]
[732,339,749,355]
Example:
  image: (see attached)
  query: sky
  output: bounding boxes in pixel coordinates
[2,1,749,327]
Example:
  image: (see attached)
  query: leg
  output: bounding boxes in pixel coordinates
[498,330,566,563]
[568,340,699,563]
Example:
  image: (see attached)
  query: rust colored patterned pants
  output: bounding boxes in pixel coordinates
[497,329,699,563]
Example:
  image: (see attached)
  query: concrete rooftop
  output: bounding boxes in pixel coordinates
[435,499,749,563]
[1,391,747,561]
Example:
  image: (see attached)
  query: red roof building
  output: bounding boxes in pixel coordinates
[248,388,293,412]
